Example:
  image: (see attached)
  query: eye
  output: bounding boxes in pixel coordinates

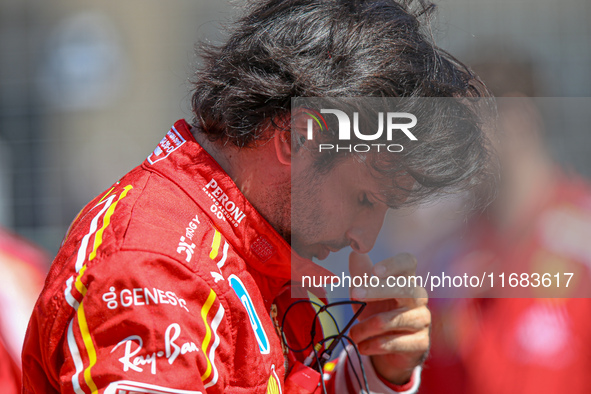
[359,193,374,207]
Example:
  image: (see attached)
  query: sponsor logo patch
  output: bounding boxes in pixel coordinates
[147,126,186,164]
[176,214,200,263]
[105,380,202,394]
[177,236,196,263]
[110,323,199,375]
[251,235,276,263]
[266,364,283,394]
[184,214,200,240]
[102,287,189,312]
[203,178,246,227]
[228,274,270,354]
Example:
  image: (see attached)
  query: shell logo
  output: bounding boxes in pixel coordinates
[266,364,282,394]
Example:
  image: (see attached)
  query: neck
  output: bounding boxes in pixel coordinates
[192,131,238,181]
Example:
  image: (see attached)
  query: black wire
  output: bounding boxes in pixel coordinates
[313,302,342,350]
[280,299,344,355]
[314,334,370,393]
[342,335,370,394]
[280,299,323,353]
[313,343,328,393]
[343,339,365,392]
[316,334,365,392]
[279,298,371,393]
[317,300,366,364]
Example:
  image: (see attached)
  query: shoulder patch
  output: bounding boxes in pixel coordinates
[147,126,186,165]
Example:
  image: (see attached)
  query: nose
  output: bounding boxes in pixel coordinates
[346,205,389,254]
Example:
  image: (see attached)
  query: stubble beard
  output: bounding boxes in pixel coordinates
[288,167,329,258]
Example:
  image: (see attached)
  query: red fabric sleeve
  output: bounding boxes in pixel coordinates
[23,252,232,394]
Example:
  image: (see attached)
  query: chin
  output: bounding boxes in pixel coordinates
[297,244,330,261]
[291,244,314,260]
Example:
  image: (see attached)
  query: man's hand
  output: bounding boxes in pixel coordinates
[348,252,430,385]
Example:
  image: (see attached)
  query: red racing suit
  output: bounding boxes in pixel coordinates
[22,120,420,394]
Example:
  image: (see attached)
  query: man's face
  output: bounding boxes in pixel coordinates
[288,155,391,260]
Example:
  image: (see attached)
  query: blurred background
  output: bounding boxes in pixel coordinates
[0,0,589,392]
[1,0,588,257]
[0,0,236,250]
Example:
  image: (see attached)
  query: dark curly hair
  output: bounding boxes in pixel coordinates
[191,0,496,207]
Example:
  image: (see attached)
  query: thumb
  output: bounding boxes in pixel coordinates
[349,251,373,278]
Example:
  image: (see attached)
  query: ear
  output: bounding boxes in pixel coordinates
[272,115,293,166]
[273,108,319,165]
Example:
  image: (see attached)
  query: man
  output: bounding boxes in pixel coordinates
[22,1,492,393]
